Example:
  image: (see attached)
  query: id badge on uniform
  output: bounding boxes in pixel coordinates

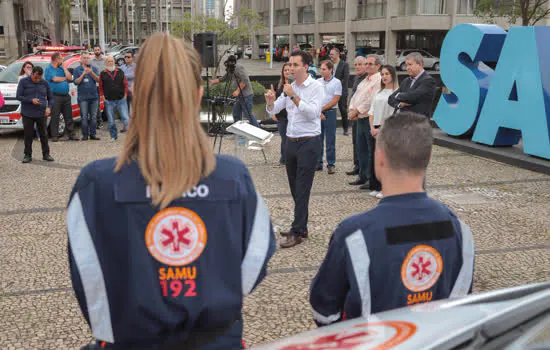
[84,78,90,83]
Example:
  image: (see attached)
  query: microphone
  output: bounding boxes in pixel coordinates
[284,75,294,97]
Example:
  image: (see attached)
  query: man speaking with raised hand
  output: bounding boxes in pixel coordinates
[265,50,325,248]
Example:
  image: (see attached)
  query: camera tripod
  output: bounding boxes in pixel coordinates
[208,67,256,154]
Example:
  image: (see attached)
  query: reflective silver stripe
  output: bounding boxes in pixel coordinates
[345,230,372,317]
[67,193,114,343]
[450,220,475,298]
[241,191,271,296]
[311,307,341,325]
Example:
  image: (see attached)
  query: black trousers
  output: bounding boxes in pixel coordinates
[351,120,358,171]
[285,136,321,236]
[369,128,382,191]
[338,96,349,132]
[23,116,50,157]
[50,94,75,138]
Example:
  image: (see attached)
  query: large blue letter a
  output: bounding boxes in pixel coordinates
[473,26,550,159]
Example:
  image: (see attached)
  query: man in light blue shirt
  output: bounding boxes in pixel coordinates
[265,50,325,248]
[317,60,342,174]
[120,51,136,112]
[44,52,77,141]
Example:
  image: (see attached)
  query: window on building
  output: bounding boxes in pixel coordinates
[422,0,446,14]
[458,0,477,14]
[358,0,386,19]
[0,26,4,35]
[398,0,417,15]
[0,48,6,57]
[275,9,290,26]
[324,0,346,22]
[298,6,315,24]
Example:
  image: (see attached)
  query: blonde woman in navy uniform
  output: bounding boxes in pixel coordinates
[67,33,276,350]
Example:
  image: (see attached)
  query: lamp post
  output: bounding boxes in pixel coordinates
[269,0,273,69]
[98,0,105,51]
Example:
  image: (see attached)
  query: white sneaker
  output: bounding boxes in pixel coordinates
[369,191,378,197]
[376,192,384,199]
[110,138,117,143]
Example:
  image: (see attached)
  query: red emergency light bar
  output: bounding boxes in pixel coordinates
[36,46,86,52]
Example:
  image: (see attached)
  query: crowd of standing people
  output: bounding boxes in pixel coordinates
[64,38,473,349]
[14,46,136,163]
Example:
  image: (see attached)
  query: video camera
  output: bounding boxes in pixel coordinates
[224,55,237,73]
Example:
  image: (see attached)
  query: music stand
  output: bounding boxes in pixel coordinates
[226,121,273,163]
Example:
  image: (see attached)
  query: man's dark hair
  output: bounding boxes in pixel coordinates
[51,52,62,61]
[32,66,44,75]
[377,112,433,173]
[320,60,334,71]
[94,45,101,50]
[290,50,311,68]
[125,51,134,58]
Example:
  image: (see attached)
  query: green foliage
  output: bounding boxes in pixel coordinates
[474,0,550,26]
[170,6,263,75]
[203,80,266,97]
[251,81,266,96]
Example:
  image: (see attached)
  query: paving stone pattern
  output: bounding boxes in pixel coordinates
[0,126,549,349]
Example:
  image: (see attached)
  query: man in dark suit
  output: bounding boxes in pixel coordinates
[389,52,437,118]
[330,48,350,135]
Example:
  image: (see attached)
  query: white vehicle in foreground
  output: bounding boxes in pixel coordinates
[253,282,550,349]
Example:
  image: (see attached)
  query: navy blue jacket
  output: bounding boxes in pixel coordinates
[16,77,54,119]
[67,155,276,349]
[310,192,474,326]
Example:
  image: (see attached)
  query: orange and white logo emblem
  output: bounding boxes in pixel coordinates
[145,207,207,266]
[401,244,443,292]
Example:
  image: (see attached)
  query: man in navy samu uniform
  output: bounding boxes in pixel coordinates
[310,112,474,326]
[67,155,276,349]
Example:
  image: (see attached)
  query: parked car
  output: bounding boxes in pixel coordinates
[245,46,252,59]
[0,65,6,72]
[0,46,104,134]
[254,282,550,350]
[114,46,139,66]
[396,49,440,71]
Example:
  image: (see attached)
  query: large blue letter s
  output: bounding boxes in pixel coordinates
[434,24,507,136]
[473,26,550,159]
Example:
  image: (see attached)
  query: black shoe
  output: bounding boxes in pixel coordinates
[279,231,308,239]
[81,136,89,141]
[346,169,359,176]
[90,136,100,141]
[316,165,323,171]
[359,183,371,190]
[22,155,32,163]
[343,130,349,136]
[43,154,54,162]
[349,178,366,185]
[327,166,336,174]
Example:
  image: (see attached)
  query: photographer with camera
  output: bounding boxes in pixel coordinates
[209,55,260,127]
[73,51,100,140]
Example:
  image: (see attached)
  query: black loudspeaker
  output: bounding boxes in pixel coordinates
[193,32,217,68]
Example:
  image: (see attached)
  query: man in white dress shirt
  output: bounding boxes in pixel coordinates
[265,51,325,248]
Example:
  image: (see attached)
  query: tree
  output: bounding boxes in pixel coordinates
[171,6,263,76]
[474,0,550,26]
[60,0,72,43]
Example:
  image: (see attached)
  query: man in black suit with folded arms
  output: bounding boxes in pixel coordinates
[329,48,350,135]
[389,52,436,118]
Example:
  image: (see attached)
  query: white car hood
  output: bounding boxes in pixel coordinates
[252,283,550,350]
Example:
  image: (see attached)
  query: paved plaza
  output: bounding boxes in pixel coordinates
[1,126,549,349]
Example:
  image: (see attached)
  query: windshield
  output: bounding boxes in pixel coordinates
[0,61,50,83]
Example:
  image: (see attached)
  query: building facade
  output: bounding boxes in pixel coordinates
[0,0,55,64]
[240,0,550,65]
[69,0,193,47]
